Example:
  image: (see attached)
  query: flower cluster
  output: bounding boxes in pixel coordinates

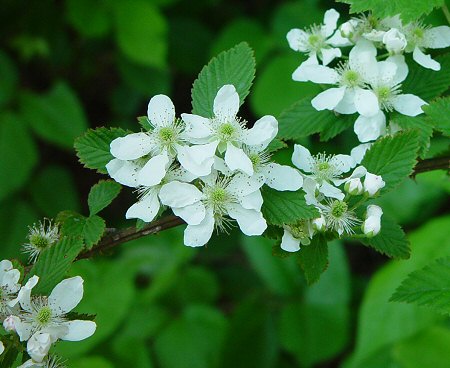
[280,144,384,252]
[106,84,304,247]
[287,9,450,143]
[0,260,96,367]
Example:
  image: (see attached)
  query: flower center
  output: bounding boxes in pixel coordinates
[218,123,236,140]
[158,127,176,143]
[249,153,260,167]
[331,200,348,218]
[290,220,308,239]
[29,234,51,250]
[342,70,360,87]
[308,34,321,47]
[412,27,424,40]
[209,187,228,205]
[36,306,52,326]
[318,162,330,171]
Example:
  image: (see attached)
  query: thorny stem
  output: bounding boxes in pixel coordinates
[76,156,449,260]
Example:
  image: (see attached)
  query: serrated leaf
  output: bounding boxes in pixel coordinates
[390,257,450,314]
[402,53,450,100]
[266,138,287,153]
[261,187,319,226]
[319,114,355,142]
[74,127,129,174]
[28,237,84,294]
[278,98,338,140]
[338,0,444,22]
[360,215,410,259]
[297,235,329,285]
[423,97,450,136]
[361,131,419,193]
[58,211,105,250]
[83,215,106,249]
[191,42,256,117]
[137,115,152,131]
[88,180,122,215]
[391,115,433,158]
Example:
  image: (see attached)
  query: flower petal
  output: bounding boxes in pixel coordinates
[227,172,265,197]
[106,159,140,187]
[62,320,97,342]
[423,26,450,49]
[147,94,175,128]
[329,154,355,173]
[225,143,254,176]
[353,87,379,117]
[137,152,170,186]
[287,29,309,52]
[172,201,206,225]
[354,111,386,142]
[292,54,320,81]
[311,87,346,111]
[184,210,215,247]
[293,64,339,84]
[413,46,440,71]
[322,8,340,37]
[239,190,263,211]
[49,276,83,315]
[126,190,160,222]
[319,181,344,200]
[321,47,341,65]
[213,85,240,121]
[327,30,352,47]
[281,229,301,252]
[181,113,213,139]
[110,133,153,160]
[350,143,372,164]
[387,54,409,85]
[263,163,303,191]
[243,115,278,148]
[18,275,39,312]
[177,141,218,177]
[227,204,267,236]
[292,144,314,172]
[392,94,427,116]
[334,89,357,114]
[159,181,203,208]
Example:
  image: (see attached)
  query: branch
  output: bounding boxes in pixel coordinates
[412,156,449,176]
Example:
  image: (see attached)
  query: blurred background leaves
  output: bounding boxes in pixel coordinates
[0,0,449,367]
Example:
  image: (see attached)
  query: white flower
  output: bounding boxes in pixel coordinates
[362,205,383,237]
[319,199,360,236]
[3,314,20,332]
[334,166,367,196]
[404,22,450,71]
[106,95,186,187]
[292,144,355,200]
[27,332,53,363]
[340,19,359,40]
[0,260,21,316]
[287,8,349,70]
[15,276,96,343]
[19,356,66,368]
[159,170,267,247]
[364,173,385,196]
[23,220,59,263]
[312,215,326,232]
[281,220,314,252]
[383,28,407,54]
[179,85,278,177]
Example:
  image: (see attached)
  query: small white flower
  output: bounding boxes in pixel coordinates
[312,215,326,232]
[320,199,360,236]
[281,220,314,252]
[364,173,385,196]
[0,260,21,316]
[3,314,20,332]
[15,276,96,343]
[334,166,367,196]
[179,85,278,177]
[362,205,383,237]
[159,170,267,247]
[27,332,53,363]
[287,8,349,69]
[383,28,407,54]
[23,220,59,264]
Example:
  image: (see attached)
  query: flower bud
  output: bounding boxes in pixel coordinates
[344,178,363,195]
[362,205,383,237]
[27,332,52,363]
[364,173,385,196]
[3,315,20,332]
[340,19,358,39]
[312,215,326,231]
[383,28,407,54]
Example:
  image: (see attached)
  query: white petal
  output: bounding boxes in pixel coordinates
[292,54,320,81]
[350,143,372,164]
[177,142,218,177]
[2,269,20,290]
[376,60,398,86]
[225,143,254,176]
[327,30,352,47]
[0,341,3,355]
[292,144,314,172]
[423,26,450,49]
[334,89,357,114]
[159,181,203,208]
[213,85,240,121]
[330,154,355,173]
[165,165,197,183]
[18,275,39,312]
[319,181,344,200]
[263,163,303,191]
[181,113,213,139]
[322,9,340,37]
[281,229,301,252]
[213,156,233,175]
[321,47,341,66]
[244,115,278,148]
[27,332,52,363]
[294,64,339,84]
[287,29,309,52]
[349,39,377,65]
[239,190,263,211]
[0,260,12,273]
[392,94,427,116]
[147,94,175,127]
[227,204,267,236]
[106,159,140,187]
[353,88,379,117]
[387,54,409,85]
[48,276,83,314]
[354,111,386,142]
[311,87,346,111]
[15,320,33,342]
[172,201,206,225]
[126,191,160,222]
[137,152,170,186]
[62,320,97,342]
[110,133,153,160]
[184,210,215,247]
[413,47,440,71]
[228,172,265,197]
[303,177,319,205]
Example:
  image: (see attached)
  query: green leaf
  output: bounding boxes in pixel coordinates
[390,257,450,314]
[423,97,450,136]
[266,138,287,153]
[191,42,256,117]
[28,237,84,294]
[112,0,167,68]
[0,113,38,202]
[391,115,433,159]
[74,127,129,174]
[88,180,122,216]
[360,215,411,259]
[361,131,419,193]
[20,82,88,149]
[320,114,356,142]
[402,53,450,100]
[0,50,18,107]
[66,0,111,38]
[278,98,338,140]
[83,215,106,249]
[338,0,444,22]
[58,211,105,250]
[261,187,319,226]
[297,235,329,284]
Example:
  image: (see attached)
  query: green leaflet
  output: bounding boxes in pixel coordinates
[88,180,122,216]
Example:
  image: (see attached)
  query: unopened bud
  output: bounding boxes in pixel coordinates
[312,216,326,232]
[383,28,407,54]
[344,178,363,195]
[3,315,19,332]
[364,173,385,196]
[340,20,358,39]
[362,205,383,237]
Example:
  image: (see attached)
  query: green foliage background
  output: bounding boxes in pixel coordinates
[0,0,449,367]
